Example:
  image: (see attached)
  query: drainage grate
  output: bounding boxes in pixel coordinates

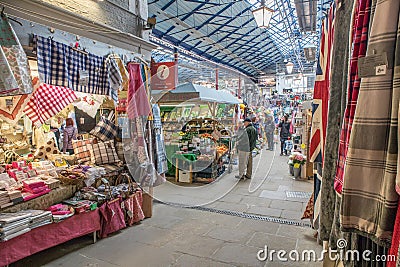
[286,191,312,199]
[155,200,312,228]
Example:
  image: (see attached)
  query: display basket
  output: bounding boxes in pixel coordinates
[58,170,86,187]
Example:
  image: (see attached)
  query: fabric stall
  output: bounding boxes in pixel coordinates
[0,12,165,266]
[303,0,400,265]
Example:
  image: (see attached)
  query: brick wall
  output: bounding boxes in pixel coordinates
[35,0,148,38]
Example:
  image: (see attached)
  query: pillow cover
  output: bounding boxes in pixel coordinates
[91,140,119,165]
[90,117,118,142]
[34,139,59,160]
[72,139,93,163]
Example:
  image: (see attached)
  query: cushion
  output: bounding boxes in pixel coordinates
[91,140,120,165]
[34,139,59,160]
[90,117,119,142]
[115,141,125,163]
[72,139,93,163]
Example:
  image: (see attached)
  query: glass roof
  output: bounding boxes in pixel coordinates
[149,0,333,78]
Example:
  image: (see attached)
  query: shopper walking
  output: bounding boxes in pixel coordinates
[235,118,257,180]
[278,115,291,156]
[62,118,77,154]
[264,115,275,151]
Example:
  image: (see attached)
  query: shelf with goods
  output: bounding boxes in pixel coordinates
[165,117,232,184]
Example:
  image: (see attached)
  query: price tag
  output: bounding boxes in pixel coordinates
[79,69,89,86]
[376,65,387,76]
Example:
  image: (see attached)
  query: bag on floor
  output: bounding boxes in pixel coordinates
[99,198,126,238]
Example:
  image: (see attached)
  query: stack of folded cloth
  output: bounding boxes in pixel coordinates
[22,180,51,201]
[23,210,52,229]
[47,204,73,222]
[0,212,31,241]
[8,190,23,205]
[0,191,12,209]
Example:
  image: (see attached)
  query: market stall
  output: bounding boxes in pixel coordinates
[0,10,163,265]
[154,83,240,184]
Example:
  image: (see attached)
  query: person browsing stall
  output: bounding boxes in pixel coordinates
[62,118,77,155]
[235,118,257,180]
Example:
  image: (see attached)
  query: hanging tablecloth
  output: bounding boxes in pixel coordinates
[36,36,115,98]
[341,0,400,246]
[24,83,77,127]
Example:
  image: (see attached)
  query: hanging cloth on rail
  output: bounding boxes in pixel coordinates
[36,36,113,97]
[340,0,400,246]
[126,63,151,119]
[334,0,372,194]
[309,6,335,163]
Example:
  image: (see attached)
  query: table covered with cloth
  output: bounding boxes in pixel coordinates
[0,209,100,266]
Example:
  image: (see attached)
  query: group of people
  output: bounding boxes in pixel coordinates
[234,113,293,180]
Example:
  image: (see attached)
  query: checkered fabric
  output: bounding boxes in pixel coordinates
[72,139,93,163]
[91,140,120,165]
[36,36,111,96]
[24,83,77,127]
[334,0,371,194]
[107,56,122,102]
[90,117,119,142]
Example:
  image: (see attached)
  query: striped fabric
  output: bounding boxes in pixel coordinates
[36,36,111,97]
[24,83,77,127]
[309,7,335,163]
[334,0,372,194]
[341,0,400,246]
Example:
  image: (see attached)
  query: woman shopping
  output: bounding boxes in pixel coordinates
[62,118,77,154]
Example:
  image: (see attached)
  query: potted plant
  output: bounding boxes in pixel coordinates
[291,152,307,179]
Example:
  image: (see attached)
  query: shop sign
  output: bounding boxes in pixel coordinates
[151,62,177,90]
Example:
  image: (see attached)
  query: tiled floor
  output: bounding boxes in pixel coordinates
[13,146,322,267]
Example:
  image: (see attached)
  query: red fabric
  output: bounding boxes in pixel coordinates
[21,188,51,201]
[334,0,371,193]
[99,198,126,238]
[309,7,335,163]
[0,210,100,266]
[23,83,77,127]
[127,63,151,119]
[122,191,145,226]
[388,199,400,266]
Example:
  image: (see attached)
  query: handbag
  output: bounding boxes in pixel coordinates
[98,198,126,238]
[121,190,145,226]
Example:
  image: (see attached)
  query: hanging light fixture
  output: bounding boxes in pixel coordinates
[252,0,274,28]
[286,61,294,74]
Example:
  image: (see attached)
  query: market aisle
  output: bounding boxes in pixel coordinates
[13,146,321,267]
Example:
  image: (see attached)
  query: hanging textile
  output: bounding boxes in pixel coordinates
[334,0,372,194]
[309,6,335,163]
[319,0,355,242]
[0,16,33,96]
[0,95,29,124]
[36,36,113,97]
[106,55,124,103]
[341,0,400,246]
[0,16,17,46]
[24,83,77,127]
[388,200,400,267]
[313,164,322,230]
[152,104,168,174]
[127,63,151,119]
[73,92,105,118]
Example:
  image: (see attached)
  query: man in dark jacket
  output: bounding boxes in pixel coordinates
[264,115,275,151]
[235,118,257,180]
[278,115,291,156]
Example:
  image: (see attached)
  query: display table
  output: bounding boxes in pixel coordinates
[0,209,100,266]
[1,185,77,213]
